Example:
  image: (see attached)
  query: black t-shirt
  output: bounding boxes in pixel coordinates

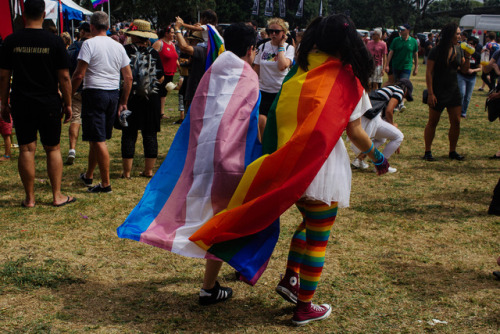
[184,45,207,103]
[0,28,69,108]
[424,40,434,57]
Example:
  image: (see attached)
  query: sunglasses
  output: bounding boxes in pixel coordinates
[266,28,283,35]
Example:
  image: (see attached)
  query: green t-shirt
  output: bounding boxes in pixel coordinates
[389,36,419,71]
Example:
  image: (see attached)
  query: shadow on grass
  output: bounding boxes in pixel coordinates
[353,189,493,220]
[51,279,294,332]
[380,259,499,307]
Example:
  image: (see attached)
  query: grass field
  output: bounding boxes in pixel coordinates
[0,65,499,333]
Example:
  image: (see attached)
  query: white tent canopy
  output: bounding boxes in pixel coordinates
[61,0,92,16]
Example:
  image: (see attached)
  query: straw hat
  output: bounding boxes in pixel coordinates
[187,31,204,42]
[126,19,158,39]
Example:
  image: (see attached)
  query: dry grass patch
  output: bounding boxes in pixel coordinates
[0,68,499,333]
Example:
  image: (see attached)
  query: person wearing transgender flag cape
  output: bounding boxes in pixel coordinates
[117,23,260,306]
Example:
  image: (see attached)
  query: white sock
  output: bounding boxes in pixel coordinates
[69,149,76,155]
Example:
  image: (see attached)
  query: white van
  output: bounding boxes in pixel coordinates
[460,14,500,44]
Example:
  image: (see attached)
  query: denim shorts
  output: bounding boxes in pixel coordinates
[82,89,119,142]
[393,69,411,80]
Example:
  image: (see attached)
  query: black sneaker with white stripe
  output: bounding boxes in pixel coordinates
[199,281,232,306]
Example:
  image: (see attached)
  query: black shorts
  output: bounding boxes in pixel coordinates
[259,91,278,117]
[158,75,175,97]
[11,102,62,146]
[82,89,119,142]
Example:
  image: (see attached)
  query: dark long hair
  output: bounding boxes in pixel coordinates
[297,15,374,90]
[434,22,458,68]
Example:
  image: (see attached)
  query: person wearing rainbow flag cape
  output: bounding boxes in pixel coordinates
[118,15,390,326]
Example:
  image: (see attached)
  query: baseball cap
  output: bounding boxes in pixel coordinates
[399,24,411,31]
[397,78,413,102]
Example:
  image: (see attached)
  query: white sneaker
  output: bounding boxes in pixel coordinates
[352,158,369,169]
[373,166,398,173]
[388,167,397,173]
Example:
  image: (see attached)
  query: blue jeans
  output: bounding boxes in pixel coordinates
[457,73,476,117]
[393,69,411,80]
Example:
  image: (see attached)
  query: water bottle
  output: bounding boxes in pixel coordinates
[460,42,475,55]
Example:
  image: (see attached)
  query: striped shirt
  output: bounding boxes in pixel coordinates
[375,85,404,104]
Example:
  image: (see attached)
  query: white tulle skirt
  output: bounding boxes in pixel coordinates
[301,137,352,208]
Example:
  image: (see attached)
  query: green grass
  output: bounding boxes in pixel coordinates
[0,65,499,333]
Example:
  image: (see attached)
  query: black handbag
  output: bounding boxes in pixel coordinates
[422,89,428,104]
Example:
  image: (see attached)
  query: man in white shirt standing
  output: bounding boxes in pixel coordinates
[71,11,133,193]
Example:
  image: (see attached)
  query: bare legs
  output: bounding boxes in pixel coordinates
[424,106,461,154]
[86,141,110,187]
[202,259,223,290]
[18,141,73,206]
[0,133,11,161]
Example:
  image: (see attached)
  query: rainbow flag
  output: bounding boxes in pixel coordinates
[189,52,365,283]
[117,51,261,260]
[91,0,108,8]
[205,24,225,71]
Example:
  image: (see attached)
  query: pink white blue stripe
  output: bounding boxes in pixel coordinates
[117,51,261,259]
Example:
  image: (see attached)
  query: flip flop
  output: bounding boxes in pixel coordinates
[53,196,76,207]
[21,201,35,208]
[139,172,153,178]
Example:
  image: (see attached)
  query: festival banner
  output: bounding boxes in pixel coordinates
[251,0,259,16]
[205,24,225,71]
[279,0,286,18]
[264,0,273,17]
[296,0,304,18]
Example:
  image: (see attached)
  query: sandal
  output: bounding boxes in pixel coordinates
[53,196,76,207]
[139,172,153,178]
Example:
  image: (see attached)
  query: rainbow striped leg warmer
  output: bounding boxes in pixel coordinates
[286,202,338,303]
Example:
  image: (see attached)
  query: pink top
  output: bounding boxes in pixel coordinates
[366,40,387,67]
[159,40,178,76]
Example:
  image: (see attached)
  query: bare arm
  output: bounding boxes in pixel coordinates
[277,35,292,71]
[413,51,419,76]
[71,60,88,95]
[58,68,72,123]
[119,65,133,115]
[385,50,393,73]
[174,20,194,56]
[426,59,437,107]
[346,119,379,162]
[253,64,260,78]
[152,39,162,52]
[0,69,12,122]
[459,55,471,74]
[384,98,399,125]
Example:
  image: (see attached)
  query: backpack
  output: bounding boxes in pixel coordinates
[129,44,162,99]
[67,40,83,77]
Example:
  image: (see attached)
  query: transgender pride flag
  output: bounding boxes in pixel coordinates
[117,51,262,262]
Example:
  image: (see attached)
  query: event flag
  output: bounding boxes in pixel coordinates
[91,0,108,8]
[189,53,365,284]
[205,24,225,71]
[251,0,259,16]
[117,51,262,265]
[264,0,274,17]
[279,0,286,18]
[296,0,304,17]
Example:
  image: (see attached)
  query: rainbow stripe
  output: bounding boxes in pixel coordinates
[205,24,225,71]
[189,53,364,283]
[117,51,261,259]
[91,0,108,8]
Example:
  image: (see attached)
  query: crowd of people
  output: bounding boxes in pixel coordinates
[0,0,498,327]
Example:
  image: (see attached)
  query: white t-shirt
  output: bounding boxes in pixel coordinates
[254,41,295,93]
[78,36,130,90]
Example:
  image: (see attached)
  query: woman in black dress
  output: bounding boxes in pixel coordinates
[423,22,470,161]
